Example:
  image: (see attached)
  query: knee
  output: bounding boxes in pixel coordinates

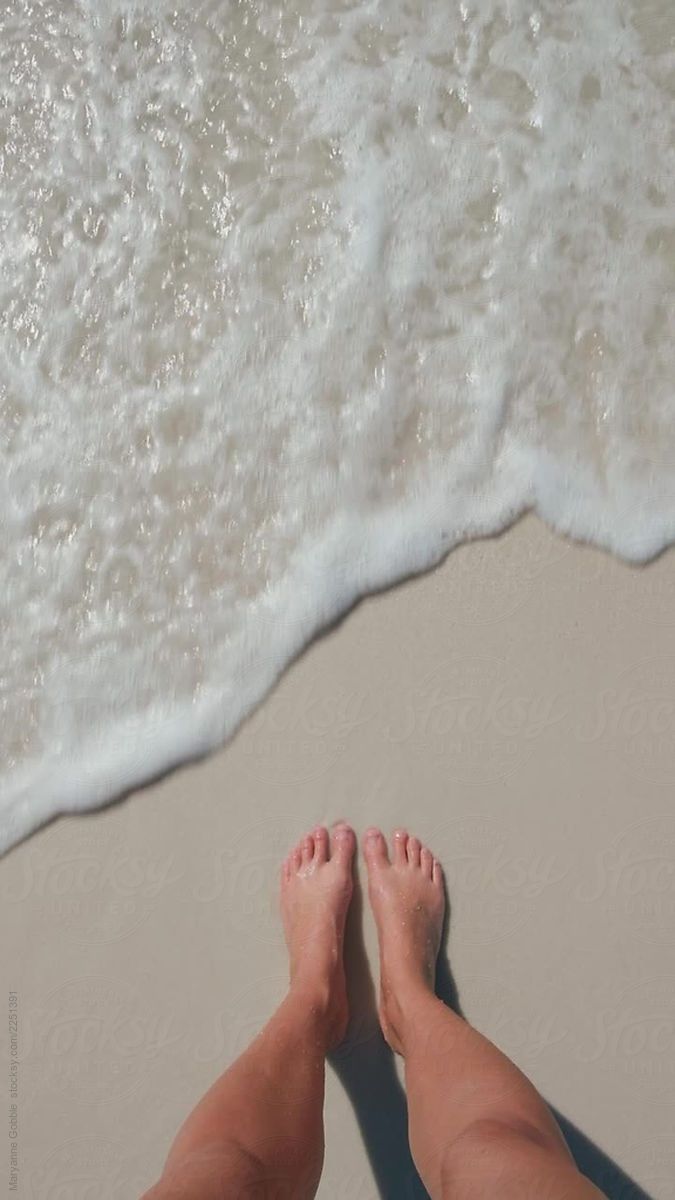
[145,1142,289,1200]
[438,1116,568,1199]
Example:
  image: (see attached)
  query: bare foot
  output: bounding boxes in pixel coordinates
[362,827,445,1054]
[280,821,355,1048]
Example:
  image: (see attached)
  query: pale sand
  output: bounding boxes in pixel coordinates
[2,515,674,1198]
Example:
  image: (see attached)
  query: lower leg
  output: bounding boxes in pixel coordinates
[363,827,604,1200]
[143,822,355,1200]
[153,987,331,1200]
[397,985,582,1197]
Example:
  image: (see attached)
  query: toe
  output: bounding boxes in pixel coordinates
[432,859,443,886]
[301,834,314,865]
[407,836,421,867]
[420,846,433,878]
[331,821,356,866]
[392,828,408,866]
[290,846,302,873]
[313,826,329,863]
[362,826,389,867]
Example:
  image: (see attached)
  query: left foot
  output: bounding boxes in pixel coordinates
[280,821,355,1048]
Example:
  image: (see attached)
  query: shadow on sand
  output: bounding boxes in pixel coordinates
[330,873,651,1200]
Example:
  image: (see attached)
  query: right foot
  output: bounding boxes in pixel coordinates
[362,827,445,1054]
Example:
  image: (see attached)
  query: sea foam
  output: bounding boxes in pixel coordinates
[1,0,674,852]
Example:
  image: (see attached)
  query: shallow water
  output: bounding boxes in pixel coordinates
[1,0,674,852]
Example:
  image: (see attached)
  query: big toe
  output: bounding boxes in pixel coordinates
[330,821,356,867]
[362,827,389,868]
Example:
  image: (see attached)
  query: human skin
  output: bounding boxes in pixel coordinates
[141,822,604,1200]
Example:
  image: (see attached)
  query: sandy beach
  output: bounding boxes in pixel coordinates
[3,514,674,1198]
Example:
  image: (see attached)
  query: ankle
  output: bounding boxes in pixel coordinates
[380,975,437,1054]
[290,939,339,996]
[289,974,333,1018]
[288,973,347,1046]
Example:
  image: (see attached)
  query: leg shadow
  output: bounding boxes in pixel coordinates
[331,877,653,1200]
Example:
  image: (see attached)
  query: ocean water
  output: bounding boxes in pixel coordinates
[1,0,674,853]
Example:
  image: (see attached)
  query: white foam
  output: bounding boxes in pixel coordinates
[1,0,675,853]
